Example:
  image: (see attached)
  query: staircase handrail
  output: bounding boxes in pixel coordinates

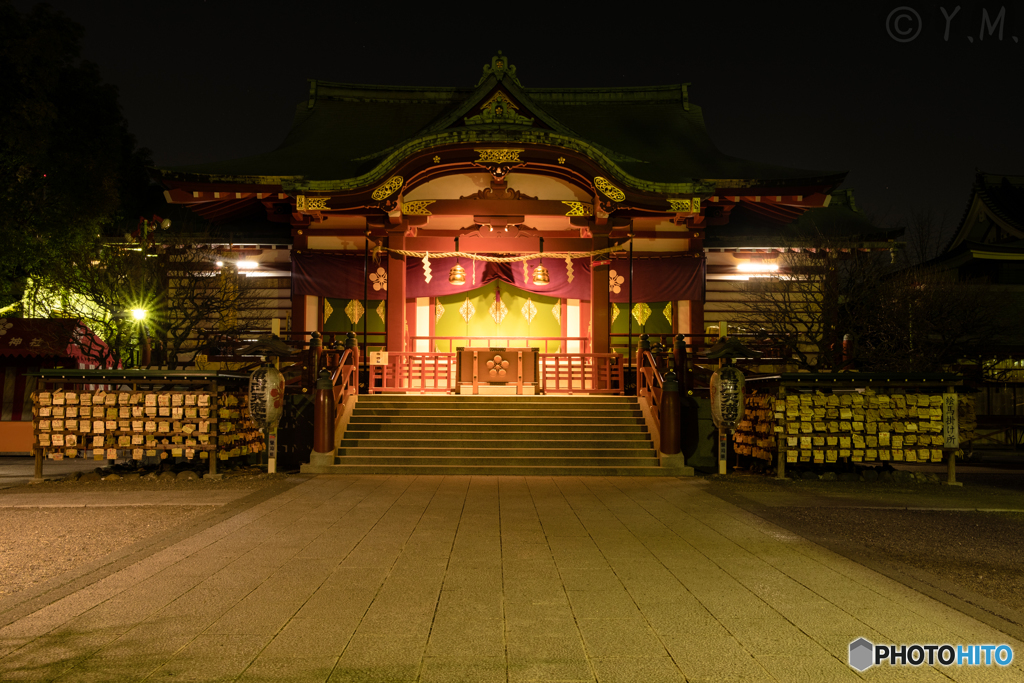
[637,348,665,435]
[326,347,360,411]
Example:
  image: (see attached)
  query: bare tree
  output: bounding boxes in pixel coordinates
[901,208,951,266]
[158,243,270,368]
[740,239,895,372]
[21,237,270,369]
[855,267,1020,373]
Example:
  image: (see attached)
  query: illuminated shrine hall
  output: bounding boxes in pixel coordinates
[156,52,850,378]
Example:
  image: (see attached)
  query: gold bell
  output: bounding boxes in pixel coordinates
[449,262,466,286]
[531,263,550,286]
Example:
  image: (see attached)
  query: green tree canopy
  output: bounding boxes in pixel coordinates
[0,0,151,306]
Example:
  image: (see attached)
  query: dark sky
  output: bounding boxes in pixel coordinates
[13,0,1024,236]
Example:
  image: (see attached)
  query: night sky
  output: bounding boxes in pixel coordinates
[13,0,1024,239]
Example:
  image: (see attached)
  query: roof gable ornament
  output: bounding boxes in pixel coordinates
[477,50,521,86]
[464,91,534,127]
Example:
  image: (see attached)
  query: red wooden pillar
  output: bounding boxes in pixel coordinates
[386,228,407,353]
[590,226,611,354]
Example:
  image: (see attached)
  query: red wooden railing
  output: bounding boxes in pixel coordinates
[637,349,666,436]
[412,336,590,354]
[537,353,624,395]
[322,347,359,417]
[369,352,457,393]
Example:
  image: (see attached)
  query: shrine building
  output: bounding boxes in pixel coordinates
[156,52,853,391]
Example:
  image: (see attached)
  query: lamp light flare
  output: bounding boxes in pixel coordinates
[131,308,147,321]
[236,260,259,269]
[215,261,224,267]
[736,261,779,273]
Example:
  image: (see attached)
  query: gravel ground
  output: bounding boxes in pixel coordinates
[705,471,1024,620]
[0,467,291,600]
[0,506,212,598]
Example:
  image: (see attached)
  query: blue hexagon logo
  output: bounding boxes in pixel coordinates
[849,638,874,671]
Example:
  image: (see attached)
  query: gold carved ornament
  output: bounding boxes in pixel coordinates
[521,298,537,325]
[632,303,652,328]
[475,149,523,164]
[668,198,701,213]
[345,300,364,325]
[489,296,508,325]
[593,177,626,202]
[402,200,435,216]
[465,92,533,126]
[562,201,593,217]
[296,195,330,211]
[371,176,404,201]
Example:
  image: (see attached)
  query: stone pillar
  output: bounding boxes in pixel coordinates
[386,229,407,353]
[590,225,612,354]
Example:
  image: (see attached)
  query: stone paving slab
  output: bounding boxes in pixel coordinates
[0,474,1021,682]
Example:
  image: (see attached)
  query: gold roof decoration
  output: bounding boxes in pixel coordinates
[594,177,625,202]
[465,92,533,126]
[371,176,403,201]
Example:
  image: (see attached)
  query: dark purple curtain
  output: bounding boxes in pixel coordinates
[293,252,704,302]
[608,255,704,303]
[292,253,386,300]
[405,256,592,299]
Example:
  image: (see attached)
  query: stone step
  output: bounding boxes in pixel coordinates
[351,408,642,418]
[345,423,650,434]
[307,464,677,476]
[302,395,688,478]
[348,415,646,425]
[357,396,634,403]
[333,455,658,467]
[342,430,651,441]
[338,438,652,449]
[336,447,657,458]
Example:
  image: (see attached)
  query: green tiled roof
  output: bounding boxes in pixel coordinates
[164,66,843,192]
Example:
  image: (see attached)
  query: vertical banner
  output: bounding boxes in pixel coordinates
[942,393,959,448]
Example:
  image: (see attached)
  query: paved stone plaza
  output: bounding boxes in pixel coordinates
[0,475,1021,682]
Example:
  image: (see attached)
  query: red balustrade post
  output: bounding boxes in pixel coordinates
[660,369,681,455]
[313,369,336,455]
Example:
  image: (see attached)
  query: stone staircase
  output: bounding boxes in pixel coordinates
[305,395,682,475]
